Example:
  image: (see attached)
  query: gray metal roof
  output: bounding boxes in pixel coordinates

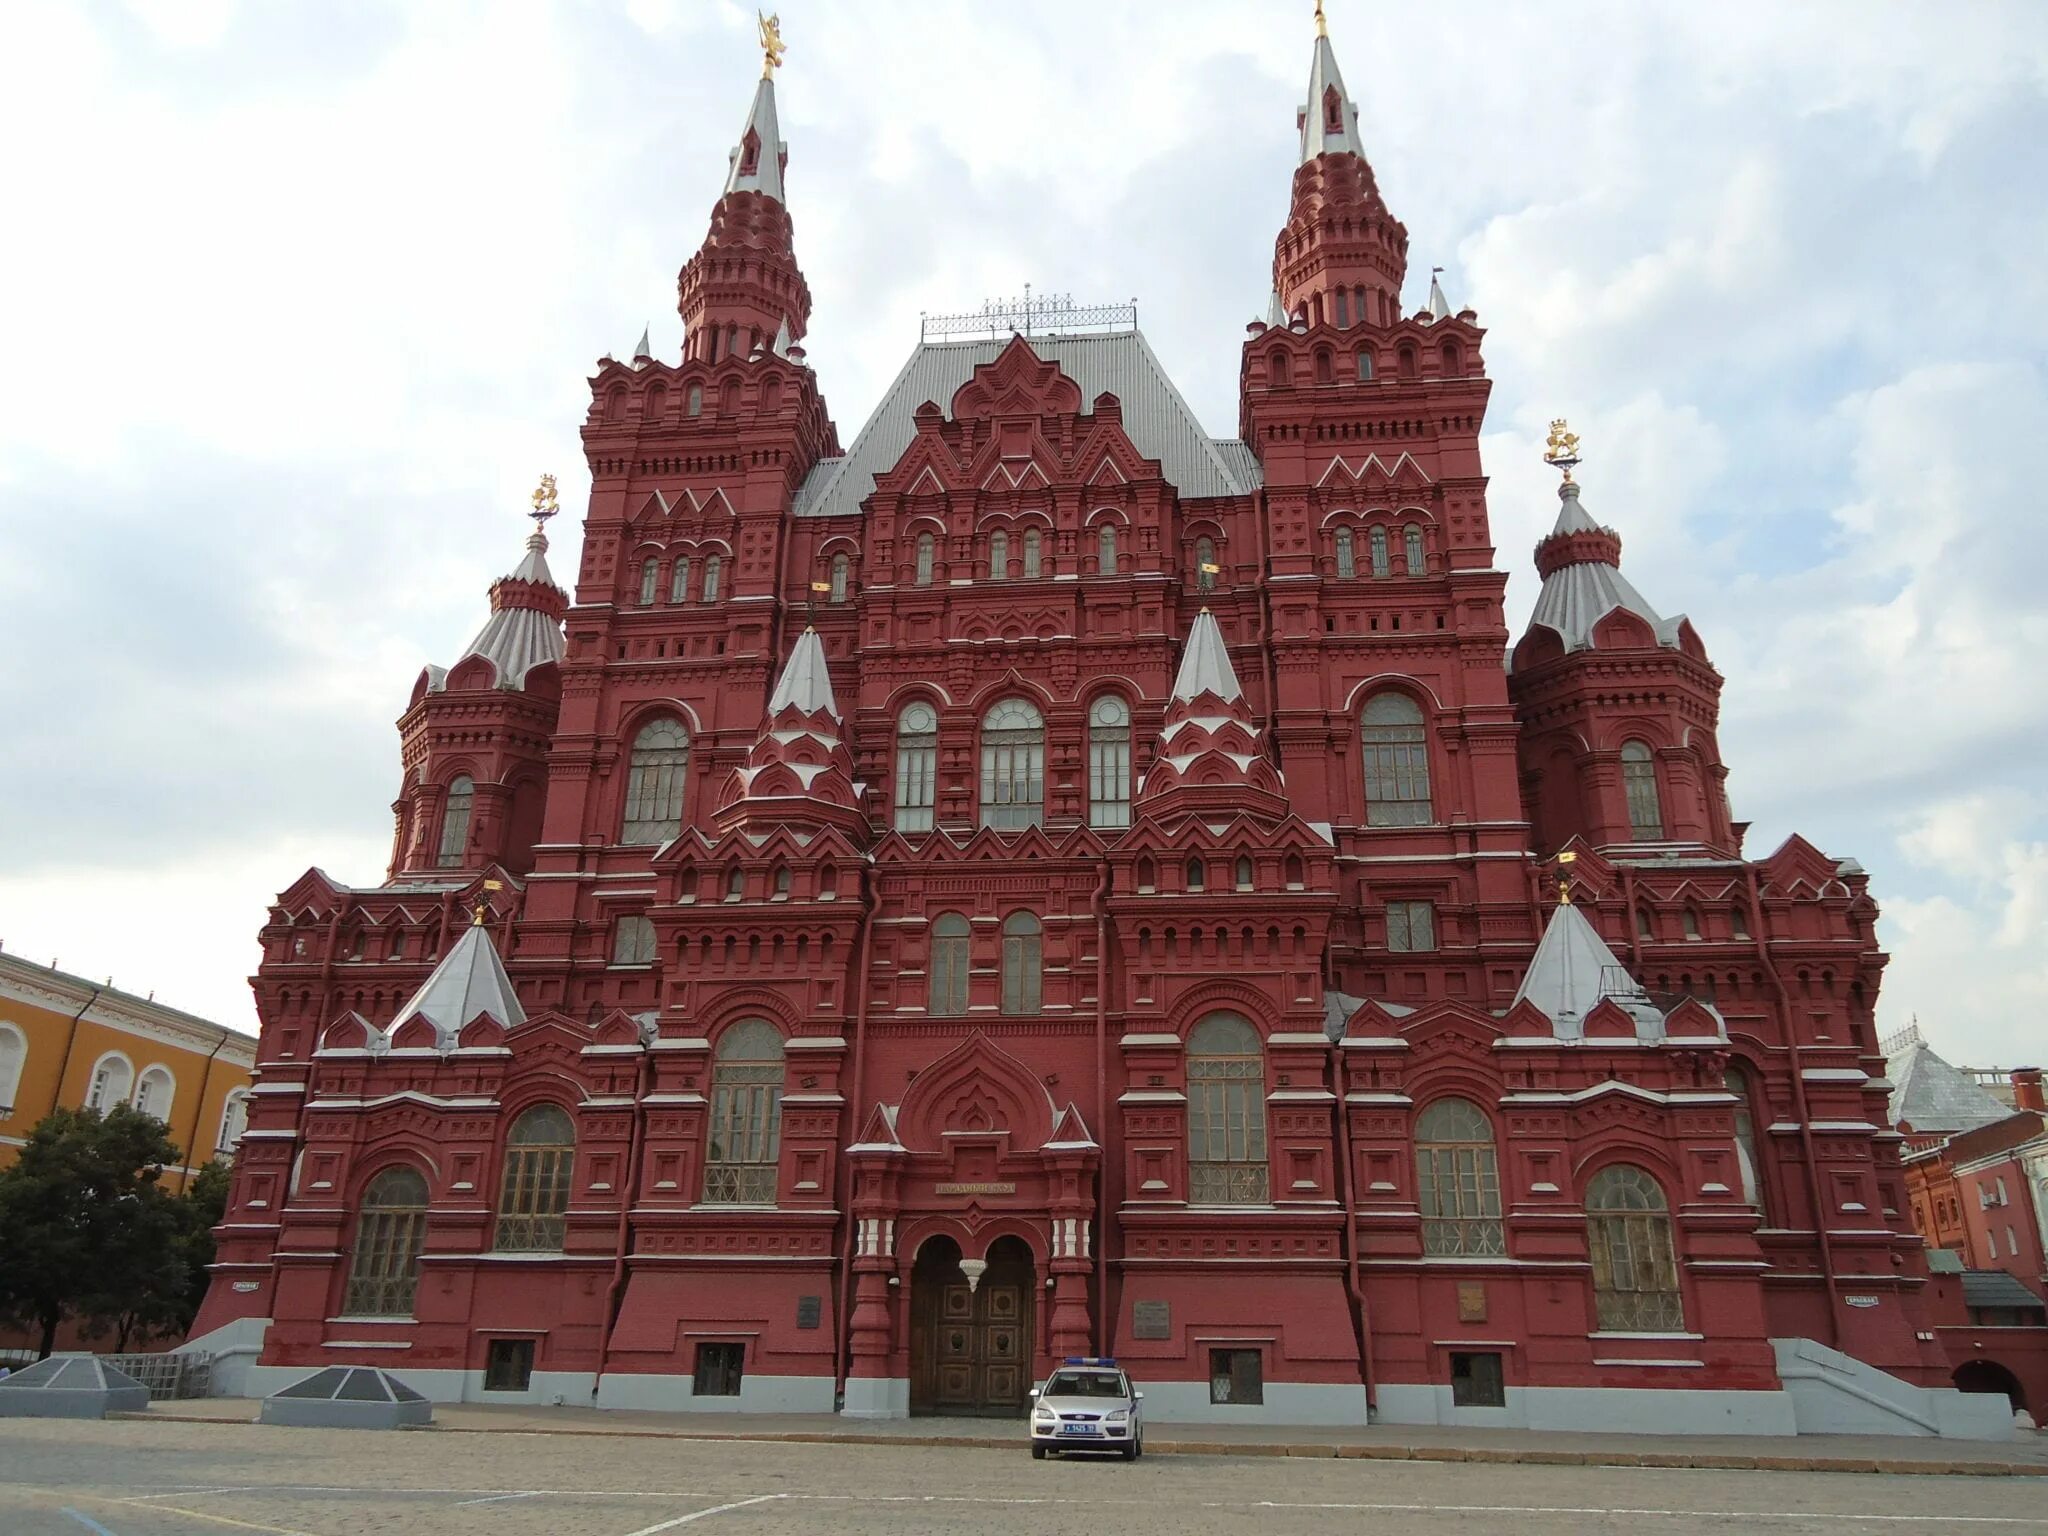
[1962,1270,2047,1312]
[389,920,525,1045]
[1517,480,1687,668]
[723,76,786,202]
[1298,30,1363,164]
[1889,1037,2012,1134]
[1511,900,1666,1041]
[1428,273,1453,322]
[1170,609,1243,702]
[447,532,566,691]
[793,331,1257,520]
[768,626,839,716]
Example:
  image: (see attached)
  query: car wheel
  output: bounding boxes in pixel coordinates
[1031,1444,1047,1460]
[1121,1439,1138,1461]
[1134,1434,1144,1460]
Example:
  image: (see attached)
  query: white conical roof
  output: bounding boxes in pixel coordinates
[1266,289,1287,327]
[390,920,525,1044]
[1519,480,1688,664]
[1511,901,1663,1039]
[632,325,652,364]
[1170,609,1243,702]
[1428,273,1453,322]
[1298,28,1363,163]
[767,627,839,716]
[724,76,786,202]
[454,530,566,690]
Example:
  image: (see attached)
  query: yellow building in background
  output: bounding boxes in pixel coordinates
[0,950,256,1192]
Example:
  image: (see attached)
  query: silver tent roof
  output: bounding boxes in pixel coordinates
[792,331,1258,521]
[1298,25,1363,163]
[1511,900,1665,1041]
[449,531,566,691]
[1171,609,1244,702]
[768,626,839,716]
[1888,1036,2011,1135]
[1518,480,1687,667]
[723,75,786,202]
[389,920,525,1045]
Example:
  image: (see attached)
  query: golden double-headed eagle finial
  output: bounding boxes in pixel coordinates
[1543,418,1582,484]
[529,472,559,529]
[759,11,785,78]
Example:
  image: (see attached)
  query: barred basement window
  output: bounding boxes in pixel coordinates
[1209,1348,1263,1404]
[612,914,655,965]
[1415,1098,1504,1256]
[1386,899,1436,951]
[1621,740,1664,840]
[1001,912,1042,1015]
[894,702,938,833]
[344,1166,429,1316]
[915,532,935,586]
[928,913,970,1017]
[1088,696,1132,829]
[1450,1351,1505,1407]
[436,776,473,868]
[1335,526,1355,578]
[979,698,1045,830]
[703,1022,783,1205]
[1361,694,1432,826]
[621,719,689,844]
[484,1338,535,1391]
[1023,527,1043,578]
[695,1342,745,1396]
[670,556,691,603]
[1187,1013,1268,1205]
[1586,1164,1685,1332]
[701,554,721,601]
[494,1104,574,1252]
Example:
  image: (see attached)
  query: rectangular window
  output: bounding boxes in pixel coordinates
[1088,735,1131,829]
[1386,900,1436,952]
[612,914,655,966]
[1208,1349,1263,1405]
[483,1338,535,1392]
[670,557,691,603]
[1450,1351,1505,1408]
[694,1342,745,1397]
[894,737,937,833]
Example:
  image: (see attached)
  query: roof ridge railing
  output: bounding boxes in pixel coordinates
[921,290,1138,343]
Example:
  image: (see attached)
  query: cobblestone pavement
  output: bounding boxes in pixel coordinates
[1,1417,2043,1536]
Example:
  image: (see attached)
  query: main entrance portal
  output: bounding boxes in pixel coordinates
[910,1235,1036,1416]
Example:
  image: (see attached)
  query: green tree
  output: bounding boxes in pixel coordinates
[0,1105,186,1357]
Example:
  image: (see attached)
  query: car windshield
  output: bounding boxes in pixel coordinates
[1044,1371,1125,1398]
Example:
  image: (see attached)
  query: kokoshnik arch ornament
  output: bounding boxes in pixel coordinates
[189,4,2012,1441]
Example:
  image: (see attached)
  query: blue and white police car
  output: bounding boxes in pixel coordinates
[1028,1357,1144,1460]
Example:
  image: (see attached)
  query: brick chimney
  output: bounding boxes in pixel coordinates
[2013,1067,2045,1113]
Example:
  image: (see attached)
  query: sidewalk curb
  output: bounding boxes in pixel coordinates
[104,1412,2046,1477]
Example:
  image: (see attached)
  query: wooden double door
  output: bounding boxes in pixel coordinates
[910,1237,1035,1416]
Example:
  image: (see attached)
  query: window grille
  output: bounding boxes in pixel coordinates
[1386,899,1436,951]
[638,558,658,605]
[1586,1164,1685,1332]
[1369,526,1390,577]
[928,913,970,1017]
[1001,913,1042,1015]
[484,1339,535,1391]
[702,554,721,602]
[1361,694,1432,826]
[694,1342,745,1396]
[494,1105,574,1251]
[1209,1348,1263,1404]
[979,699,1045,830]
[703,1021,783,1205]
[1088,696,1131,829]
[670,556,691,603]
[1404,524,1425,575]
[1621,741,1664,839]
[1187,1013,1268,1205]
[1415,1098,1504,1256]
[894,702,938,832]
[622,719,689,844]
[1335,526,1355,578]
[436,776,473,868]
[345,1166,429,1316]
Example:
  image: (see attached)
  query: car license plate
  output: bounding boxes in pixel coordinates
[1063,1423,1100,1435]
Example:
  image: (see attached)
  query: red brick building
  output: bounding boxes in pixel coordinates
[190,18,2010,1436]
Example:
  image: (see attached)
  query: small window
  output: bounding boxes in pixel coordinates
[687,384,703,417]
[1209,1348,1263,1405]
[1334,526,1355,579]
[85,1052,134,1113]
[133,1065,175,1122]
[1356,350,1374,382]
[1001,912,1042,1016]
[1097,523,1119,576]
[725,868,746,902]
[915,532,935,586]
[216,1089,251,1154]
[1731,907,1752,940]
[1195,535,1218,592]
[830,553,849,603]
[989,529,1009,580]
[638,557,658,605]
[1682,908,1702,941]
[1235,856,1254,890]
[1387,900,1436,952]
[1186,857,1206,892]
[1621,740,1664,840]
[484,1338,535,1392]
[1450,1351,1505,1408]
[437,776,474,869]
[1269,349,1292,387]
[670,556,692,603]
[929,913,971,1017]
[1404,524,1425,575]
[1023,527,1042,578]
[773,866,791,899]
[1369,526,1390,577]
[702,554,722,602]
[612,914,655,966]
[694,1342,745,1397]
[1636,908,1655,940]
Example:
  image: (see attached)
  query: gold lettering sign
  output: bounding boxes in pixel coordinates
[934,1181,1017,1196]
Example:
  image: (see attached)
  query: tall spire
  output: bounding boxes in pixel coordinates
[766,625,839,716]
[1299,5,1364,163]
[1137,612,1287,824]
[1169,608,1245,704]
[723,75,787,203]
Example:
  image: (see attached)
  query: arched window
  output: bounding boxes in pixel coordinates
[1187,1013,1268,1205]
[830,553,849,603]
[725,867,746,901]
[894,702,938,833]
[1195,535,1218,592]
[1269,349,1292,387]
[1726,1063,1765,1211]
[1636,907,1656,940]
[85,1052,134,1113]
[639,557,658,605]
[1097,523,1119,576]
[989,529,1009,579]
[1088,696,1132,829]
[216,1089,250,1154]
[1369,525,1390,577]
[1361,693,1432,826]
[1398,344,1418,379]
[1314,347,1334,384]
[687,383,703,417]
[622,719,689,844]
[344,1165,430,1316]
[1023,527,1043,578]
[1682,908,1702,940]
[436,776,473,869]
[133,1066,175,1122]
[1235,855,1254,890]
[704,1021,784,1204]
[915,532,935,586]
[701,554,722,602]
[1356,350,1374,382]
[495,1104,575,1251]
[670,555,692,603]
[1441,340,1462,376]
[1585,1165,1684,1332]
[980,699,1045,830]
[1334,526,1355,579]
[1001,912,1042,1015]
[1621,740,1664,840]
[611,914,655,965]
[928,913,970,1017]
[1415,1098,1504,1256]
[0,1023,26,1111]
[772,865,791,898]
[1186,857,1206,892]
[1404,524,1425,575]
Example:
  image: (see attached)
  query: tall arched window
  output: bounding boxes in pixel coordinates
[1186,857,1206,892]
[915,532,935,586]
[133,1066,175,1122]
[704,1022,784,1205]
[1621,740,1664,840]
[989,529,1009,579]
[1726,1063,1765,1211]
[701,554,722,602]
[1001,912,1042,1015]
[1585,1164,1684,1332]
[980,699,1045,830]
[1187,1013,1268,1205]
[894,702,938,833]
[216,1088,250,1154]
[928,913,970,1017]
[344,1165,430,1316]
[1415,1098,1504,1256]
[670,555,692,603]
[1404,524,1425,575]
[436,776,474,869]
[1088,696,1132,829]
[1335,527,1355,579]
[1356,350,1374,382]
[0,1023,26,1111]
[1361,693,1432,826]
[1195,536,1218,592]
[495,1104,575,1251]
[622,719,689,844]
[1369,526,1390,577]
[1022,527,1043,578]
[687,383,703,416]
[830,553,849,602]
[639,557,659,605]
[85,1052,134,1113]
[1097,523,1119,576]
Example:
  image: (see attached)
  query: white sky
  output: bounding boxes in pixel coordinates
[1,1,2044,1069]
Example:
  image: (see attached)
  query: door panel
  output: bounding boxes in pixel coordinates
[912,1267,1035,1416]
